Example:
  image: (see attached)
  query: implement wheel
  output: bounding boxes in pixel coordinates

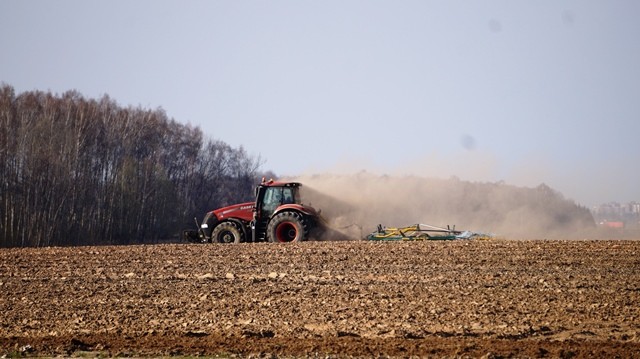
[211,222,243,244]
[267,212,308,243]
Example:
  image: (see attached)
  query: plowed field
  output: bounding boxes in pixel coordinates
[1,240,639,358]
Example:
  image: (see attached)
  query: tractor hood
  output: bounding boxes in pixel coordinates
[212,202,254,222]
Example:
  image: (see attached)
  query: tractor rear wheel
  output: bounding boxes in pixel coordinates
[267,211,308,243]
[211,222,243,244]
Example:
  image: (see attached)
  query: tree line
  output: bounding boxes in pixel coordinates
[0,85,265,247]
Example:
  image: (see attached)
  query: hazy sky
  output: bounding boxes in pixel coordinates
[1,1,638,206]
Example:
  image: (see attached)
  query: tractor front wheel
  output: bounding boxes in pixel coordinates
[211,222,243,244]
[267,212,308,243]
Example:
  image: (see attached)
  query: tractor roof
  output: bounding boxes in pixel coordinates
[260,179,301,187]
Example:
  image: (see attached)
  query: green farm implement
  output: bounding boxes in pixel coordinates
[367,223,492,241]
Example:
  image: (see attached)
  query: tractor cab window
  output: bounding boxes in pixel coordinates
[261,187,281,217]
[260,186,298,217]
[282,187,295,204]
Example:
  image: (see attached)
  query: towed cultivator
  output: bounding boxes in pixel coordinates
[367,223,493,241]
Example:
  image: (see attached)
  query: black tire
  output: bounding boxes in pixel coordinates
[211,222,243,244]
[267,211,309,243]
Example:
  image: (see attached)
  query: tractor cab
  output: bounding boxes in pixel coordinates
[256,182,301,218]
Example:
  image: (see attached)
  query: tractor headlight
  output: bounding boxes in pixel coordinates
[201,224,208,229]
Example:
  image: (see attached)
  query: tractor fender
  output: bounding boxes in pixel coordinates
[273,204,318,218]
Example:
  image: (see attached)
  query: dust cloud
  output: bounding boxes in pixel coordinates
[291,172,595,240]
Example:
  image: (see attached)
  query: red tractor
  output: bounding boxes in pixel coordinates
[184,179,322,243]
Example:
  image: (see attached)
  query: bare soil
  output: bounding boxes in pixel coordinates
[1,240,639,358]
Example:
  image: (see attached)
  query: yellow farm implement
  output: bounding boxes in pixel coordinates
[366,223,493,241]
